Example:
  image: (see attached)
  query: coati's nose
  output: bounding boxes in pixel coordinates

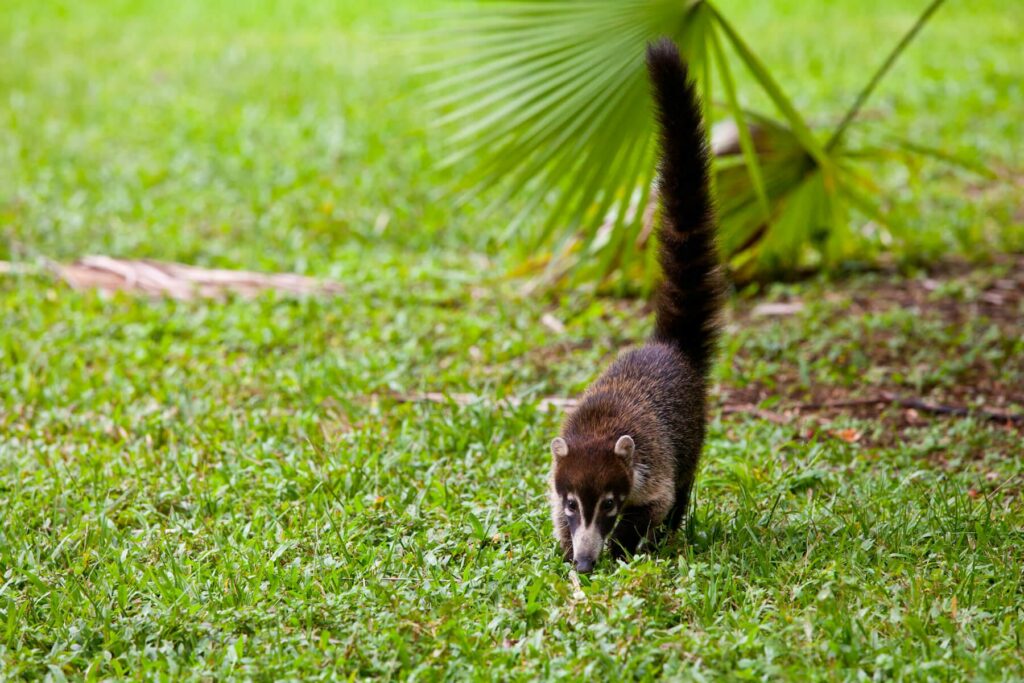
[574,556,596,573]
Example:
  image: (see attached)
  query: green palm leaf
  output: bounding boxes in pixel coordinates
[425,0,702,279]
[425,0,950,284]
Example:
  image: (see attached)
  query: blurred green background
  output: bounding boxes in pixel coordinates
[2,0,1020,277]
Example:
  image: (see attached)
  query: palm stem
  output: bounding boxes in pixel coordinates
[826,0,947,151]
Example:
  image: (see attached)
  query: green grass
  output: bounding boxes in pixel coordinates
[1,0,1022,679]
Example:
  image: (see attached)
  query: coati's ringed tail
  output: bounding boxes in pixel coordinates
[646,38,724,374]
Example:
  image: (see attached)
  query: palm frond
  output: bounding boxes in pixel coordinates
[426,0,700,278]
[424,0,954,284]
[708,25,770,222]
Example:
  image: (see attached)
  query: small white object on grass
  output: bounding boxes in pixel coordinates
[568,570,586,602]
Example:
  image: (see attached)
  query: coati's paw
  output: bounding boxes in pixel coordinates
[608,539,637,561]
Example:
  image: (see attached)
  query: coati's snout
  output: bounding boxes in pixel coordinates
[551,435,634,572]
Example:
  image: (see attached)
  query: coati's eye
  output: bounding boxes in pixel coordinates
[601,498,616,512]
[565,499,578,514]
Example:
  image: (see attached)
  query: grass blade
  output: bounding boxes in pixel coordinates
[710,26,770,223]
[707,3,829,168]
[826,0,949,151]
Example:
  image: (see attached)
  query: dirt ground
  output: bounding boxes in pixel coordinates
[722,255,1023,453]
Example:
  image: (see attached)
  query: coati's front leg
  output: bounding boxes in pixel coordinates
[610,496,674,559]
[609,505,654,559]
[665,480,694,530]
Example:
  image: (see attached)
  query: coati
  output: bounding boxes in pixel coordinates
[548,39,724,573]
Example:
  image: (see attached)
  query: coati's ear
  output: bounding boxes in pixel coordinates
[551,437,569,459]
[614,435,635,464]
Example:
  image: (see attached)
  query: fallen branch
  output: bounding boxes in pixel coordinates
[388,391,577,414]
[791,392,1024,425]
[719,403,790,425]
[387,390,1022,425]
[1,257,345,300]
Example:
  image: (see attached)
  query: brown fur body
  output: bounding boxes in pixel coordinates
[548,39,724,571]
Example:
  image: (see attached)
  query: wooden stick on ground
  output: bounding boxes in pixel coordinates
[792,392,1024,425]
[389,391,1022,425]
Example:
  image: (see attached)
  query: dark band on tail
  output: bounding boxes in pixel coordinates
[646,38,724,376]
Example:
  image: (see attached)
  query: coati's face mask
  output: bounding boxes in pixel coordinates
[551,435,634,572]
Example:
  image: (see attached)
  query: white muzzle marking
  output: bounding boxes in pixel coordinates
[571,522,604,562]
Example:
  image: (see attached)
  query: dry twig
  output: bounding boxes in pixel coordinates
[1,256,345,300]
[388,390,1022,425]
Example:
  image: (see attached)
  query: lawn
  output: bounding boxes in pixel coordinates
[1,0,1022,679]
